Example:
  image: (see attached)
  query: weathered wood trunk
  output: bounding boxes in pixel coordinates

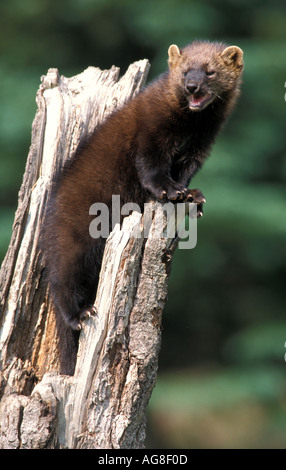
[0,60,183,449]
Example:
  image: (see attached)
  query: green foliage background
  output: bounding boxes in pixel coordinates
[0,0,285,448]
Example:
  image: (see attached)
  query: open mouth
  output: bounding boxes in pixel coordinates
[189,92,214,111]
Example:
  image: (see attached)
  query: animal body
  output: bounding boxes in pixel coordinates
[42,40,243,374]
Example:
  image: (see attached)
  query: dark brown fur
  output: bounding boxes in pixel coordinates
[42,40,243,374]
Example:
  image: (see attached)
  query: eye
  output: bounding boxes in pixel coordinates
[206,70,216,77]
[182,71,188,77]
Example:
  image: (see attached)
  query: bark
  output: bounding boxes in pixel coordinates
[0,60,184,449]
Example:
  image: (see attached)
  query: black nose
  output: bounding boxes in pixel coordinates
[185,82,200,94]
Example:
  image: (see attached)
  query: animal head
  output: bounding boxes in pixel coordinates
[168,41,244,111]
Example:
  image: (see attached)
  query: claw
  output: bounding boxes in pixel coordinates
[69,305,97,331]
[69,318,82,331]
[186,188,206,204]
[79,305,97,320]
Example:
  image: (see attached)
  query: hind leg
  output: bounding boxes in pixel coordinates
[49,281,88,330]
[50,238,105,330]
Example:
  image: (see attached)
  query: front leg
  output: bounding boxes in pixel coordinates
[136,151,206,213]
[138,164,190,202]
[172,157,206,214]
[139,167,206,210]
[136,149,186,201]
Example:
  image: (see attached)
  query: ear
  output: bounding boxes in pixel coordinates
[221,46,244,70]
[168,44,183,69]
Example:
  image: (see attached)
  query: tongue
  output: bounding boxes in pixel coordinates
[191,93,205,106]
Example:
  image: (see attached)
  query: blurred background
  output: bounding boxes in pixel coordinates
[0,0,286,449]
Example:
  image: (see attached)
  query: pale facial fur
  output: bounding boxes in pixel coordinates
[168,41,244,111]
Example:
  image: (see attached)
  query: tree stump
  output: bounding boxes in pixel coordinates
[0,60,187,449]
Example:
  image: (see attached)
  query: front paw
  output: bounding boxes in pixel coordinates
[185,188,206,203]
[164,183,189,201]
[185,188,206,217]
